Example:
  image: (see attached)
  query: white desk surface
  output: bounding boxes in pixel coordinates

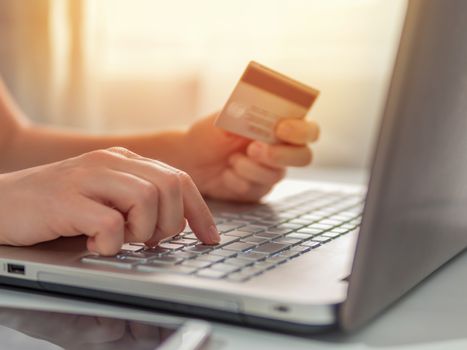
[1,167,467,350]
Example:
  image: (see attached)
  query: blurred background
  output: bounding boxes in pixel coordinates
[0,0,406,170]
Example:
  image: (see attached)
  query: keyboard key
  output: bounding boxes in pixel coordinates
[311,236,332,243]
[143,247,171,256]
[285,232,311,241]
[215,235,240,247]
[81,255,134,269]
[308,223,334,230]
[120,243,144,252]
[253,260,277,270]
[117,252,152,262]
[236,251,268,262]
[211,249,237,258]
[256,219,283,226]
[197,269,228,279]
[278,249,300,259]
[224,230,253,238]
[328,213,351,220]
[340,223,357,230]
[301,213,325,221]
[267,227,294,234]
[252,242,289,255]
[321,231,342,238]
[297,228,322,235]
[277,223,303,230]
[223,242,255,252]
[150,255,183,264]
[174,251,198,259]
[127,242,146,248]
[158,242,184,250]
[137,264,196,274]
[272,238,301,246]
[216,223,241,233]
[214,218,225,225]
[184,244,214,254]
[265,255,289,264]
[217,212,242,220]
[170,238,198,246]
[290,245,311,254]
[181,260,212,269]
[241,236,269,245]
[211,263,241,274]
[288,218,313,226]
[254,232,283,240]
[319,219,342,226]
[227,271,251,282]
[238,225,267,234]
[223,258,254,267]
[335,211,356,219]
[196,254,225,263]
[240,266,265,277]
[125,249,167,259]
[227,220,249,227]
[301,241,321,249]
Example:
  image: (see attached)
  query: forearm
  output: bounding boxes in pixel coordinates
[0,125,188,172]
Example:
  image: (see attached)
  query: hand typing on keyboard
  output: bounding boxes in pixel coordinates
[0,147,220,255]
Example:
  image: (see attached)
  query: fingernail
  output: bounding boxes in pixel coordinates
[208,225,220,243]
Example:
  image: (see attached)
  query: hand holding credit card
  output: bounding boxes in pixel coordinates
[215,61,320,144]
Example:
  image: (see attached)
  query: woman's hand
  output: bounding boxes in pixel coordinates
[0,147,219,255]
[180,114,320,202]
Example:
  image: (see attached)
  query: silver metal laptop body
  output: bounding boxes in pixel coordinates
[1,0,466,332]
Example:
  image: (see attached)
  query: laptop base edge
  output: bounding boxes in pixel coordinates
[0,276,338,335]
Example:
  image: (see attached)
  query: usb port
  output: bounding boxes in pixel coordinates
[7,264,25,275]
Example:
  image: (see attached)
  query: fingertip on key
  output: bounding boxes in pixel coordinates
[207,225,221,244]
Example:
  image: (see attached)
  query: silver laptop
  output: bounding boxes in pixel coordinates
[1,0,466,332]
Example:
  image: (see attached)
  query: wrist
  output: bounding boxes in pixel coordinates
[133,129,192,173]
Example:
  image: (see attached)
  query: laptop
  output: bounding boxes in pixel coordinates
[1,0,467,333]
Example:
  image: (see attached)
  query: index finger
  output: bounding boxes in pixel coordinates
[101,149,220,245]
[275,119,320,145]
[179,173,220,245]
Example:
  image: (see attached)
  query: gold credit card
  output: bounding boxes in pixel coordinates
[215,61,320,144]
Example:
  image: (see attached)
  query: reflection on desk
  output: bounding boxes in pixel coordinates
[0,307,174,350]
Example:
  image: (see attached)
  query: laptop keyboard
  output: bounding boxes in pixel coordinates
[81,190,364,282]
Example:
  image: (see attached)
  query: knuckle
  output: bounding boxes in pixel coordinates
[106,146,131,155]
[136,182,158,206]
[176,170,192,185]
[82,149,115,163]
[98,212,124,234]
[164,173,182,196]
